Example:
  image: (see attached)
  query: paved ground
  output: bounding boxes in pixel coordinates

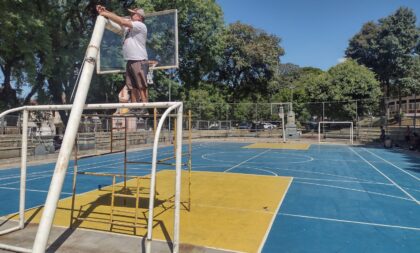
[0,220,234,253]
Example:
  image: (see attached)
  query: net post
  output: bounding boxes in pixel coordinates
[70,140,78,228]
[124,117,128,188]
[188,110,192,211]
[146,103,181,253]
[174,117,177,154]
[19,109,28,229]
[110,120,114,153]
[318,122,321,143]
[173,104,183,253]
[153,108,157,134]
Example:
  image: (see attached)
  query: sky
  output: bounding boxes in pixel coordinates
[216,0,420,70]
[3,0,420,97]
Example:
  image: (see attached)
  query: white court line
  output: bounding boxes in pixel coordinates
[0,149,164,186]
[258,178,293,253]
[262,167,365,181]
[0,142,205,186]
[0,186,72,195]
[0,149,157,181]
[204,151,313,164]
[279,212,420,231]
[292,177,393,186]
[349,147,419,205]
[243,167,278,176]
[362,148,420,181]
[224,149,271,173]
[405,187,420,193]
[294,181,413,202]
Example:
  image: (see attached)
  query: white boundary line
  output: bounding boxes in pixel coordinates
[224,149,271,173]
[294,181,413,202]
[349,147,419,205]
[0,186,72,195]
[265,167,369,181]
[292,177,393,185]
[279,212,420,231]
[204,151,314,165]
[362,148,419,181]
[258,178,293,253]
[245,168,278,176]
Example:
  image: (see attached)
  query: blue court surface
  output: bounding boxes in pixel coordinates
[0,142,419,252]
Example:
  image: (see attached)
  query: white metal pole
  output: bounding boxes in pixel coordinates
[282,119,285,142]
[19,109,28,228]
[32,16,107,253]
[173,104,183,253]
[318,122,321,143]
[146,103,181,253]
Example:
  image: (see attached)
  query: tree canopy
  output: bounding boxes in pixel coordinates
[3,2,420,126]
[346,7,420,98]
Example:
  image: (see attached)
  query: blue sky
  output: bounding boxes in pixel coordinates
[216,0,420,70]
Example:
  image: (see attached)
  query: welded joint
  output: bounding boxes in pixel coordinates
[85,56,96,64]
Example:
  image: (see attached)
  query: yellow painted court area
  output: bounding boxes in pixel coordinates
[243,142,310,150]
[13,170,292,252]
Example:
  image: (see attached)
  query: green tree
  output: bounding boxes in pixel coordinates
[184,83,228,121]
[142,0,225,94]
[213,22,285,101]
[272,72,320,123]
[305,60,381,120]
[346,7,420,99]
[399,56,420,128]
[0,0,51,109]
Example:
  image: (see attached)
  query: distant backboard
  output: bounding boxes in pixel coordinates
[97,9,178,74]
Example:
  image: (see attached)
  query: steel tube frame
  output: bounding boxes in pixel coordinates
[145,103,183,253]
[0,110,28,236]
[0,12,182,252]
[0,102,181,118]
[0,103,183,253]
[0,102,183,253]
[19,110,28,228]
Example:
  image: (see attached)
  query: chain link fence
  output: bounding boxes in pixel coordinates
[3,97,420,161]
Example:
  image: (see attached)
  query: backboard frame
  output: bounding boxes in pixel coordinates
[96,9,179,74]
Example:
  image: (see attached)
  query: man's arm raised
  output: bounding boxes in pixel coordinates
[96,5,133,28]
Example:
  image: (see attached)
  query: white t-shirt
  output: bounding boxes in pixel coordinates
[122,21,148,61]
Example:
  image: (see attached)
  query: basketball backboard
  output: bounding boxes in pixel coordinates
[97,9,178,74]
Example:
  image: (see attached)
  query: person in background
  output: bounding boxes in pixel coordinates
[380,126,386,142]
[405,125,411,144]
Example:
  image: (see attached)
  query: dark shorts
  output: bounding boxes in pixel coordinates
[125,60,149,90]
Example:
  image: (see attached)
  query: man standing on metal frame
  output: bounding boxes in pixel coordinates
[96,5,149,115]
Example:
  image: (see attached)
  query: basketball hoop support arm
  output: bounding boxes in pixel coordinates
[31,16,107,253]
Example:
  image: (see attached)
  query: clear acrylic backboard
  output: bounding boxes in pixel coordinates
[97,9,178,74]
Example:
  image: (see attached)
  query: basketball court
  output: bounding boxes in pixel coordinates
[0,142,419,252]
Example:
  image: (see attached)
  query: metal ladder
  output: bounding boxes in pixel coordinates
[109,175,145,231]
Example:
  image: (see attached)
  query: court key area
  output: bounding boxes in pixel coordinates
[0,142,419,252]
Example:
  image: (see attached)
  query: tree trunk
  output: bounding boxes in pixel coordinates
[0,62,18,108]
